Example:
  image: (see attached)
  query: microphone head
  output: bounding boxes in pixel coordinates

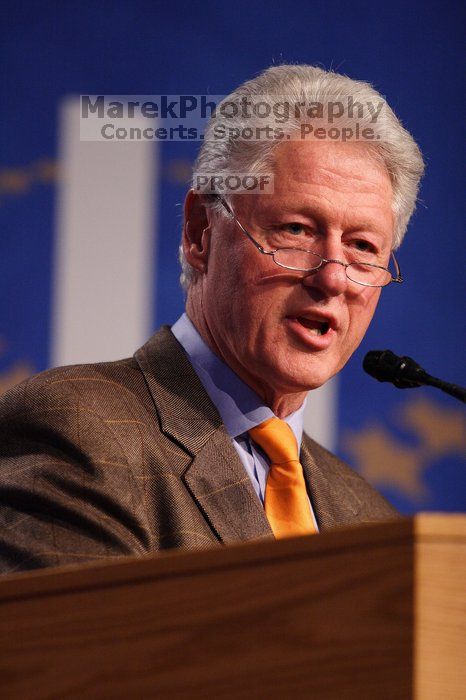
[363,350,399,381]
[363,350,423,388]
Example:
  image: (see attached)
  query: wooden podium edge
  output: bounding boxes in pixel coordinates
[414,511,466,538]
[414,513,466,699]
[0,514,463,606]
[0,515,415,602]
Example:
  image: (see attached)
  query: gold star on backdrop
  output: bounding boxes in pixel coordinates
[398,397,466,457]
[343,396,466,503]
[344,424,429,501]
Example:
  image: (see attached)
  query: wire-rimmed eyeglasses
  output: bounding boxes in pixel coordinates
[216,196,403,288]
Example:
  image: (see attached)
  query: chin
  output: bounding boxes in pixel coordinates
[263,355,335,394]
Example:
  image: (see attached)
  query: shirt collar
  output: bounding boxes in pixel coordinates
[171,313,306,444]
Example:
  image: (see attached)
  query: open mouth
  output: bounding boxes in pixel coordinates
[295,316,330,336]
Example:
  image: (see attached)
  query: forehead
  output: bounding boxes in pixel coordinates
[270,139,392,198]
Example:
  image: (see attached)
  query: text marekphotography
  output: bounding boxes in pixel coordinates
[79,94,388,142]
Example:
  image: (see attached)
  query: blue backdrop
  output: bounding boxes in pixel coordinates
[1,0,464,513]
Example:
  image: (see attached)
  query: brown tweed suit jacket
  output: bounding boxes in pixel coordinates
[0,327,399,574]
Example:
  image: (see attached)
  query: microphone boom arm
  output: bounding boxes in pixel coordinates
[363,350,466,403]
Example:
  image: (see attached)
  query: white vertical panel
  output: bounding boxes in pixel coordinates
[52,98,157,365]
[303,376,338,452]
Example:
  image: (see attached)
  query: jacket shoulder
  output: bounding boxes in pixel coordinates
[0,356,149,419]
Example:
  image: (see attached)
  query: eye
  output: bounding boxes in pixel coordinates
[351,239,378,254]
[281,223,309,236]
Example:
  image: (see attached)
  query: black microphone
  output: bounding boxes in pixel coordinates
[363,350,466,403]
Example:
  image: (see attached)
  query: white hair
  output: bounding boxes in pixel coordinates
[180,64,424,291]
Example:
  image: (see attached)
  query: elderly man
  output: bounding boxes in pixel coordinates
[0,65,424,573]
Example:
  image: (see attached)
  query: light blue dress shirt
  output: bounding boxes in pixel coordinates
[171,313,319,530]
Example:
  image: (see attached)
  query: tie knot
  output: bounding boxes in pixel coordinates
[248,417,299,464]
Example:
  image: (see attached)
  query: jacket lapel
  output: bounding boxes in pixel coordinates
[300,436,362,531]
[185,429,273,543]
[134,327,273,545]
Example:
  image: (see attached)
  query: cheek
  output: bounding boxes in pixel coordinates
[347,288,381,342]
[205,236,288,344]
[204,246,258,332]
[205,243,244,303]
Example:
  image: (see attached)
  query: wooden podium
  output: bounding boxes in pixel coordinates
[0,514,464,699]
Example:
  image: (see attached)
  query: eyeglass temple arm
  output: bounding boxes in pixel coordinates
[391,252,403,283]
[214,195,272,255]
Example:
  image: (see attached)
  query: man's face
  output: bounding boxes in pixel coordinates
[196,140,394,407]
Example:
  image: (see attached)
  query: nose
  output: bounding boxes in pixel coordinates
[302,255,348,297]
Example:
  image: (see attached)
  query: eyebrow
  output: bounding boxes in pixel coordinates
[257,202,388,234]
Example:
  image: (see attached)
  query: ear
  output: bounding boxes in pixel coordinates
[182,190,213,274]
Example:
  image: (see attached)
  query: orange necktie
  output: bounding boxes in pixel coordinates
[248,417,317,539]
